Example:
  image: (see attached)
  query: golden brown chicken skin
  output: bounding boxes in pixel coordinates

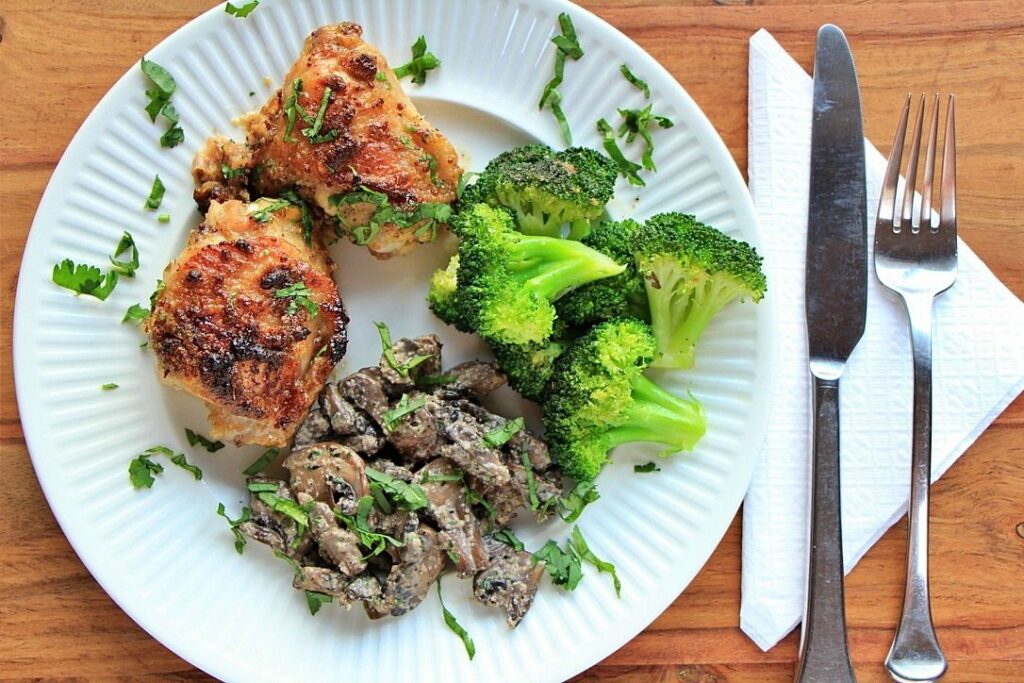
[194,22,463,259]
[146,199,348,447]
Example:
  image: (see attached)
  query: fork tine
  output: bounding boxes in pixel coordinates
[939,95,956,231]
[918,94,940,230]
[901,95,926,231]
[878,94,912,231]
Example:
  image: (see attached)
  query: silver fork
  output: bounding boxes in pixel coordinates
[874,93,957,683]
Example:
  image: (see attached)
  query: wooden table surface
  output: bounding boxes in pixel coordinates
[2,1,1022,681]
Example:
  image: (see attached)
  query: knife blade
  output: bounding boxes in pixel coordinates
[794,24,866,683]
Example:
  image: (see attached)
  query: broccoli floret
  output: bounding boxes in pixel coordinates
[453,203,625,346]
[491,320,576,401]
[556,218,649,326]
[464,144,617,239]
[428,253,467,328]
[636,213,767,369]
[543,318,706,481]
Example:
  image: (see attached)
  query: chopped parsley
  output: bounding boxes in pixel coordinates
[283,78,305,143]
[243,447,279,476]
[597,117,644,186]
[620,63,650,98]
[305,590,332,615]
[128,446,201,488]
[144,175,166,210]
[330,188,451,245]
[283,79,336,144]
[141,58,184,148]
[185,428,225,452]
[382,394,426,432]
[216,502,251,554]
[221,163,246,180]
[532,539,583,590]
[374,321,431,377]
[634,462,661,473]
[616,104,674,172]
[246,482,308,527]
[492,528,525,552]
[570,526,620,597]
[483,417,524,449]
[420,470,465,484]
[417,373,458,386]
[224,1,259,18]
[464,487,497,524]
[278,189,314,245]
[302,87,337,143]
[539,13,583,145]
[333,496,404,558]
[109,231,139,277]
[52,259,118,300]
[128,454,163,489]
[250,197,292,222]
[273,282,319,318]
[101,383,119,391]
[365,466,428,513]
[437,579,475,660]
[157,213,171,223]
[557,478,600,523]
[149,279,166,308]
[392,36,441,85]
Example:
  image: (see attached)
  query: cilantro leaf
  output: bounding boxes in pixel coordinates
[144,175,166,210]
[634,462,661,473]
[109,231,139,277]
[250,197,292,223]
[491,528,525,553]
[539,13,583,145]
[141,58,175,98]
[160,124,184,148]
[246,483,308,527]
[437,580,475,660]
[301,87,337,143]
[101,383,119,391]
[333,496,404,559]
[532,539,583,590]
[365,466,428,512]
[52,259,119,300]
[123,303,150,324]
[616,104,675,171]
[374,321,431,377]
[483,417,524,449]
[169,452,203,480]
[597,118,644,186]
[558,479,600,523]
[185,428,225,453]
[224,1,259,17]
[278,189,314,245]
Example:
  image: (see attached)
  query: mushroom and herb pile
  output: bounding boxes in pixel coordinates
[236,331,562,627]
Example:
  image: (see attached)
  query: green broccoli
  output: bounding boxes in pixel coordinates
[451,203,625,346]
[428,253,466,328]
[555,218,649,326]
[491,320,576,401]
[461,144,617,239]
[543,318,706,482]
[636,213,767,369]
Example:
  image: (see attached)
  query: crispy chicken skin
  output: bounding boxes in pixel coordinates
[195,22,463,259]
[146,199,348,447]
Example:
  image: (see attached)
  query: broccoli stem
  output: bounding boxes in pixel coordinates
[650,275,738,368]
[604,373,706,452]
[566,219,591,241]
[515,208,562,238]
[508,236,625,301]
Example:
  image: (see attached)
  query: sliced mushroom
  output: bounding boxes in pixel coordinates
[319,384,361,434]
[293,406,333,449]
[340,368,390,425]
[293,567,383,608]
[508,430,551,471]
[378,334,443,391]
[364,525,445,619]
[435,361,506,400]
[473,535,546,628]
[386,392,443,461]
[238,477,312,557]
[366,459,414,482]
[284,443,369,514]
[416,459,487,578]
[308,501,367,577]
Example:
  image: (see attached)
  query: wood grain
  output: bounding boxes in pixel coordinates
[1,1,1022,681]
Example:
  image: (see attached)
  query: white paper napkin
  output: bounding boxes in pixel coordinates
[740,28,1024,651]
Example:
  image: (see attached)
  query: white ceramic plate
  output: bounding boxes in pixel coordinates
[13,1,775,681]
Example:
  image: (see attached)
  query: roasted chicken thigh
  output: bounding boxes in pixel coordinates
[146,198,348,446]
[193,22,463,258]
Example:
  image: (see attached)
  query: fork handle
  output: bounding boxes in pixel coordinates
[795,370,856,683]
[886,293,948,682]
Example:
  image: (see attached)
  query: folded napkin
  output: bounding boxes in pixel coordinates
[740,28,1024,651]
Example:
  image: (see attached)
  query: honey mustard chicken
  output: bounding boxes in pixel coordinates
[146,199,348,447]
[193,22,463,258]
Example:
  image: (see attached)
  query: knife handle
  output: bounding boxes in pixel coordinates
[794,372,856,683]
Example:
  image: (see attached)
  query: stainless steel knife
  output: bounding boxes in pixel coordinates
[793,24,867,683]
